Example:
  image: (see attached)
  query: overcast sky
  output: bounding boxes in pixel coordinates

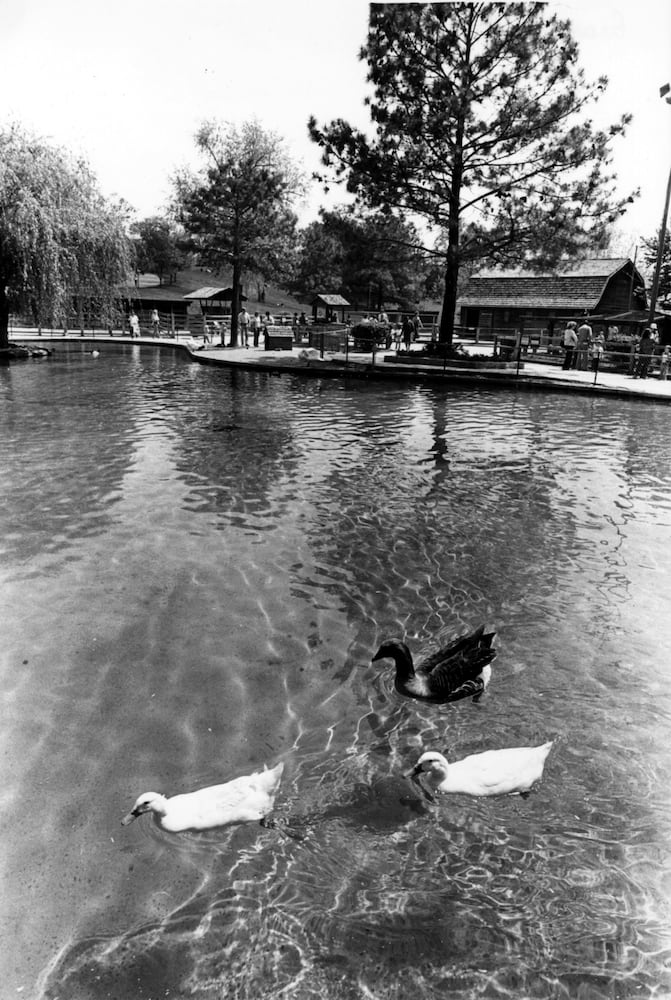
[2,0,670,254]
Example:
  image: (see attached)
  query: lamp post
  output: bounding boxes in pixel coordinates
[648,83,671,324]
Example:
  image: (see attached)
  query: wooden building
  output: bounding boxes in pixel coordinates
[310,293,350,324]
[459,258,648,340]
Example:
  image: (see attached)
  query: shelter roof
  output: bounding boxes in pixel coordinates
[311,293,350,307]
[184,286,237,301]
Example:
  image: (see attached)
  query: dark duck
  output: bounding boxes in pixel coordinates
[371,624,496,704]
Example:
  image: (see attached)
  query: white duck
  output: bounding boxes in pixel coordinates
[121,761,284,832]
[406,742,553,798]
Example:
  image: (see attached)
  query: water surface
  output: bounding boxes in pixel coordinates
[1,342,670,999]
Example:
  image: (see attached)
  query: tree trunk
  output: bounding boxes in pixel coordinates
[438,16,471,347]
[0,286,10,350]
[229,258,242,347]
[438,245,459,346]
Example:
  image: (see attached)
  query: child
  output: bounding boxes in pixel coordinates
[590,335,604,373]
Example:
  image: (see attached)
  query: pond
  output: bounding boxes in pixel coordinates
[2,342,671,999]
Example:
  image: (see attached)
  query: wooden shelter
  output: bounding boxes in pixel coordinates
[183,286,247,319]
[310,293,350,324]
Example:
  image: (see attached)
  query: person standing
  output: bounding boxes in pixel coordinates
[562,321,578,370]
[238,308,250,347]
[590,331,605,373]
[412,311,423,341]
[251,312,262,347]
[129,311,140,339]
[659,345,670,380]
[402,315,413,351]
[634,328,655,378]
[150,309,160,336]
[575,319,592,370]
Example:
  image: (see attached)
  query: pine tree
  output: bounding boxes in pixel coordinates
[309,2,636,344]
[641,229,671,306]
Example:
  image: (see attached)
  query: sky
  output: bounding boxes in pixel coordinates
[1,0,670,260]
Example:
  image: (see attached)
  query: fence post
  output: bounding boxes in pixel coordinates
[515,330,523,376]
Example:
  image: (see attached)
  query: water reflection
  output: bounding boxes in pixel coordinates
[1,345,670,999]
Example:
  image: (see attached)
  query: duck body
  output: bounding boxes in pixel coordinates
[407,743,553,797]
[372,625,496,703]
[122,761,284,832]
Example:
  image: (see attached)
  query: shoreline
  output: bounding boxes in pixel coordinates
[8,332,671,404]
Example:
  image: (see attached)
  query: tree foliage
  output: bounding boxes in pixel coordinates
[130,216,187,284]
[309,2,636,343]
[0,124,132,348]
[293,208,430,309]
[641,228,671,306]
[173,120,304,345]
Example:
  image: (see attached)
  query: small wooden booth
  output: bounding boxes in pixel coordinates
[310,293,350,324]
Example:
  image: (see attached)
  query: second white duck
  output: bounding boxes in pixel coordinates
[121,761,284,832]
[406,742,553,798]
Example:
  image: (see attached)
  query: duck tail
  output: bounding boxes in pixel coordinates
[480,630,496,650]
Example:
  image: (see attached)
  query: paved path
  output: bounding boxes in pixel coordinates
[190,341,671,403]
[11,332,671,404]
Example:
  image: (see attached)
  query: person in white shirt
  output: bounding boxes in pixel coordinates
[562,321,578,370]
[238,308,250,347]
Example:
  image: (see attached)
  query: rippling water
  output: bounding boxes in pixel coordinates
[1,342,671,999]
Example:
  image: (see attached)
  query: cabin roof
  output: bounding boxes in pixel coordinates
[460,258,637,311]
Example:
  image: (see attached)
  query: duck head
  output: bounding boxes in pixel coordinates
[405,751,450,786]
[371,639,414,671]
[121,791,168,825]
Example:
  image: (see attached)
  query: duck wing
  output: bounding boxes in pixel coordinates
[417,627,496,701]
[418,625,494,672]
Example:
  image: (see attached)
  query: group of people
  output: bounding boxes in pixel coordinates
[630,324,670,380]
[562,319,669,379]
[561,319,605,372]
[127,309,161,339]
[356,311,424,351]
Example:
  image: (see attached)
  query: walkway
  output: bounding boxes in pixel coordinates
[190,341,671,403]
[10,331,671,403]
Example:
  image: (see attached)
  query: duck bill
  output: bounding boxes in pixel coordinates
[404,765,435,802]
[121,809,140,826]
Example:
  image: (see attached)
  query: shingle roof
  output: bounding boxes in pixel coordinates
[460,258,632,311]
[184,286,236,301]
[311,293,350,307]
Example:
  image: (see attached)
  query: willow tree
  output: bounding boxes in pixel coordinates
[173,121,303,347]
[309,2,636,345]
[0,125,132,349]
